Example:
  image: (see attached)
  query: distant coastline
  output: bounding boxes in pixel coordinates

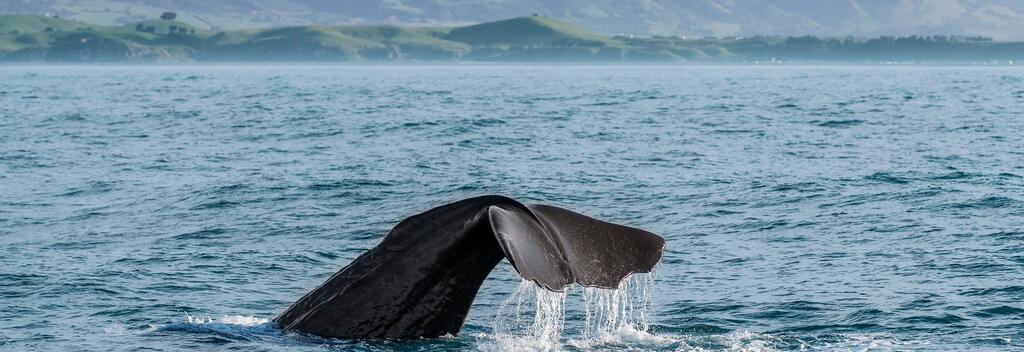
[2,14,1023,63]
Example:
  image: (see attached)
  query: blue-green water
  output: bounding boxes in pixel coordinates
[1,65,1023,351]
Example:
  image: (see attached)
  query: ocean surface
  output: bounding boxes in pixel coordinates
[1,65,1022,351]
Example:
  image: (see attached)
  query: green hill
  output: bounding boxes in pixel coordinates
[333,26,467,51]
[203,25,470,61]
[2,14,1024,63]
[0,15,208,61]
[329,25,471,60]
[205,26,385,60]
[443,16,613,47]
[0,15,90,34]
[122,20,212,36]
[0,15,90,50]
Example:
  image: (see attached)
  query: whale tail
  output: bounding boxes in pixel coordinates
[274,195,665,339]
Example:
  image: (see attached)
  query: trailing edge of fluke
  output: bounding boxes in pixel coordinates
[274,195,665,339]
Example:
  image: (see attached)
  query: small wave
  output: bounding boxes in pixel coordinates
[586,101,621,106]
[696,209,743,218]
[814,119,864,128]
[306,179,392,191]
[704,103,746,112]
[971,305,1024,318]
[190,200,241,210]
[472,118,507,127]
[899,313,967,325]
[60,113,87,121]
[43,239,113,250]
[947,196,1019,210]
[172,228,230,240]
[931,171,976,180]
[864,172,911,184]
[961,285,1024,298]
[841,308,889,323]
[712,129,762,135]
[769,182,821,192]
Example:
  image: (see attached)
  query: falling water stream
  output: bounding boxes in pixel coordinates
[489,273,662,351]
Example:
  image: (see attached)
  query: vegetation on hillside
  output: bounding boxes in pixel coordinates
[616,34,1019,62]
[1,14,1023,63]
[7,1,1024,41]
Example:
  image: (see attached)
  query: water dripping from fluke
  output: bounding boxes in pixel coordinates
[275,196,665,339]
[488,272,670,351]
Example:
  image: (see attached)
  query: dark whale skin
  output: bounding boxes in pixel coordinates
[274,195,665,339]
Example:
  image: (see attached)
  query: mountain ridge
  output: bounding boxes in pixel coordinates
[2,14,1022,63]
[3,0,1024,41]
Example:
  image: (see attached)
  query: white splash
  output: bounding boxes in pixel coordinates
[580,273,656,340]
[154,313,276,337]
[103,323,128,335]
[490,280,569,351]
[488,273,662,351]
[718,330,778,352]
[801,333,933,351]
[184,313,269,326]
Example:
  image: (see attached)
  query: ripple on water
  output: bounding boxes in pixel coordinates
[2,66,1023,351]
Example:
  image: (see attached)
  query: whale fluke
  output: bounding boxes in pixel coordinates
[274,195,665,339]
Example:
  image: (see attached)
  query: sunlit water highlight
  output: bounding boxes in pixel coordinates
[1,65,1022,351]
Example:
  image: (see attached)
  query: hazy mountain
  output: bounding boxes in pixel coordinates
[4,0,1024,41]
